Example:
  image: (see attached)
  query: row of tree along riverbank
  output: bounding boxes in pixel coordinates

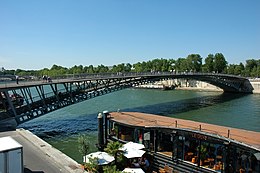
[1,54,259,78]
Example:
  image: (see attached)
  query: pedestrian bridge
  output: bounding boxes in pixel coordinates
[0,72,253,128]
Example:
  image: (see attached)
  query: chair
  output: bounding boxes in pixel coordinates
[164,165,173,173]
[159,168,166,173]
[191,156,198,163]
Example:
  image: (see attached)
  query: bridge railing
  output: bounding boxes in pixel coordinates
[0,72,247,89]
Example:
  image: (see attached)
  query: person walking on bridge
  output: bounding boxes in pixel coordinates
[16,75,19,84]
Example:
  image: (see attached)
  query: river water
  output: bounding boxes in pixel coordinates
[18,89,260,163]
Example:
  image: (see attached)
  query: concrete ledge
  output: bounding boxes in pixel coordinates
[17,128,87,173]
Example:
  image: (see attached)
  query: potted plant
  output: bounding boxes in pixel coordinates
[104,141,123,169]
[83,157,98,173]
[198,144,207,165]
[78,135,90,170]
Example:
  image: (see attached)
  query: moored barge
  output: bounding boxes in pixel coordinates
[98,111,260,173]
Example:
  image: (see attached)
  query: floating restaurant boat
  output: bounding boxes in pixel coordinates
[97,111,260,173]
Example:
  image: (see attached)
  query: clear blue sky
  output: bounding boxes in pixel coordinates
[0,0,259,70]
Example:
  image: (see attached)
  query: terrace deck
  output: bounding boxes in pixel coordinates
[109,112,260,151]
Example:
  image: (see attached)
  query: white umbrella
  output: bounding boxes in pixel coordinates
[254,152,260,161]
[123,147,146,159]
[122,168,145,173]
[120,142,145,151]
[83,151,115,165]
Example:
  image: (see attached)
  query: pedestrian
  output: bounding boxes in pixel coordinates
[141,157,150,172]
[16,75,19,84]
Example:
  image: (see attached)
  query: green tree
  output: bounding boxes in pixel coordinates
[227,64,235,74]
[168,59,176,72]
[213,53,227,73]
[186,54,202,72]
[96,64,109,73]
[132,62,143,72]
[104,141,123,169]
[175,58,188,72]
[204,54,214,72]
[78,135,90,159]
[245,59,259,77]
[125,63,132,72]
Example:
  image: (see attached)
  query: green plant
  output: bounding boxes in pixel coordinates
[198,144,207,161]
[104,141,123,169]
[103,165,121,173]
[78,134,90,158]
[83,157,98,173]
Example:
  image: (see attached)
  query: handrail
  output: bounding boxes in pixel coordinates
[0,72,247,89]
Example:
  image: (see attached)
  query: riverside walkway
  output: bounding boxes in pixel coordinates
[0,129,86,173]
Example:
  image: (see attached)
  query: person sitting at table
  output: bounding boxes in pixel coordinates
[141,157,150,172]
[132,159,140,168]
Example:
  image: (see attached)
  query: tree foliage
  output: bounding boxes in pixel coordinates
[213,53,227,73]
[1,54,259,78]
[78,134,90,158]
[204,54,214,72]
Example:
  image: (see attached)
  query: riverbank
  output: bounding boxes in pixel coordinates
[0,129,86,173]
[135,79,260,93]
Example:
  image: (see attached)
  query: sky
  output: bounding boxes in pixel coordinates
[0,0,259,70]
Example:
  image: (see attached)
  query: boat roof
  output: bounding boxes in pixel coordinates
[109,112,260,151]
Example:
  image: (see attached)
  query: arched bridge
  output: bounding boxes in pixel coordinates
[0,72,253,128]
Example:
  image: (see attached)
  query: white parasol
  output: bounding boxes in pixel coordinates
[120,142,145,151]
[253,152,260,161]
[119,142,146,159]
[122,147,146,159]
[83,151,115,165]
[122,168,145,173]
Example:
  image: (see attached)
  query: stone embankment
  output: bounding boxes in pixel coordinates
[249,79,260,93]
[135,79,260,93]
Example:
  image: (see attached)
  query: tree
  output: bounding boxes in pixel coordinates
[132,62,143,72]
[186,54,202,72]
[227,64,235,74]
[104,141,123,169]
[213,53,227,73]
[175,58,188,72]
[125,63,132,72]
[245,59,259,77]
[78,134,90,159]
[234,64,244,75]
[86,65,95,73]
[168,59,176,72]
[204,54,214,72]
[96,64,109,73]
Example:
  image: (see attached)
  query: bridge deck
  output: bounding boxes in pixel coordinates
[109,112,260,150]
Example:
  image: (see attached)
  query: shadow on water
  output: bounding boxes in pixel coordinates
[124,92,249,116]
[19,113,98,139]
